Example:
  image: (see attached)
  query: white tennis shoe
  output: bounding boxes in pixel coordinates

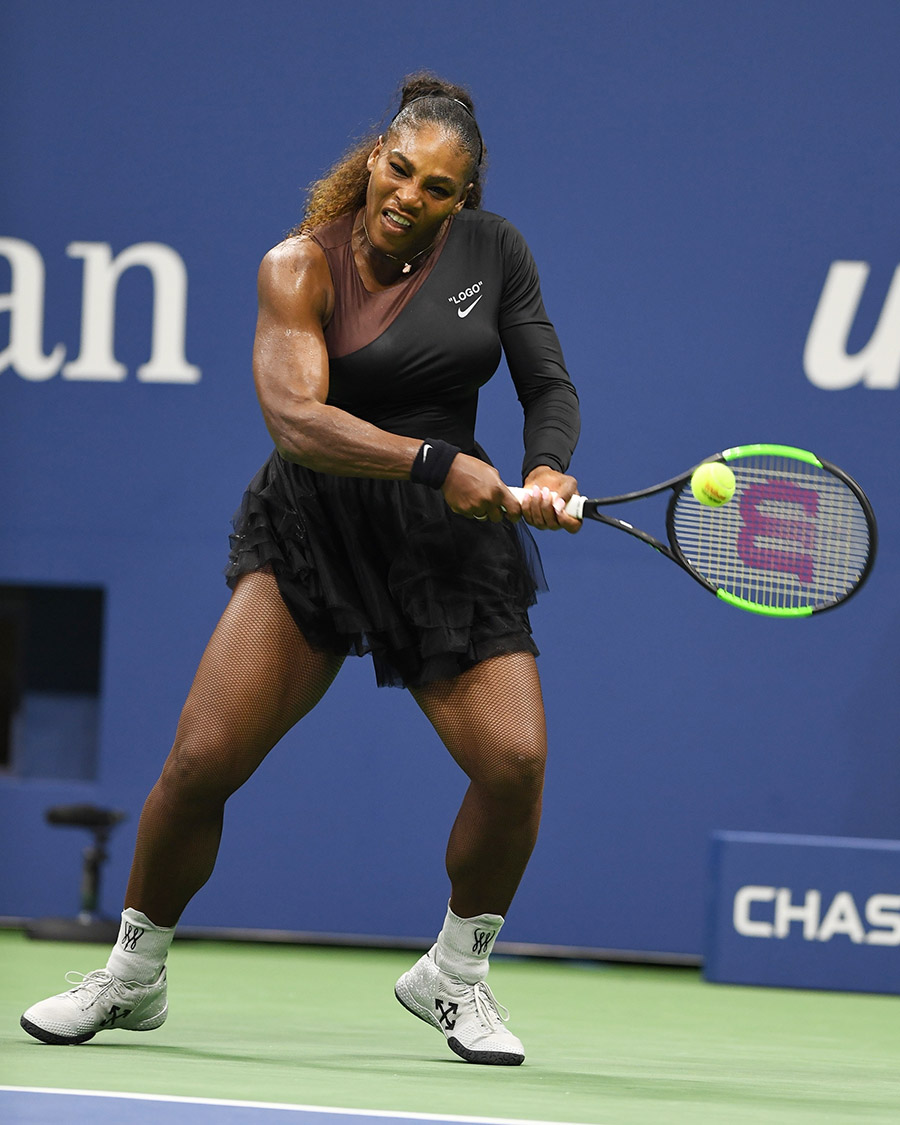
[20,967,168,1044]
[395,946,524,1065]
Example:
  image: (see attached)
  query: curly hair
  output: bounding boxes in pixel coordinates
[291,72,486,237]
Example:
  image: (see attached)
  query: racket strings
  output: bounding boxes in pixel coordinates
[671,457,871,610]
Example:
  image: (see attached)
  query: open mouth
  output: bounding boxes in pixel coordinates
[383,209,413,233]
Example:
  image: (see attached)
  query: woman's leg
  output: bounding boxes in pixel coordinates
[396,651,545,1065]
[125,568,344,925]
[410,650,547,919]
[21,567,344,1045]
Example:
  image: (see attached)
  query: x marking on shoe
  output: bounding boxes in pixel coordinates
[100,1005,133,1027]
[435,999,459,1030]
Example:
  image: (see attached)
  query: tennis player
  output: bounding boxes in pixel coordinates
[21,73,581,1066]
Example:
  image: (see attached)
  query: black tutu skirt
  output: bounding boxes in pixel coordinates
[224,451,547,688]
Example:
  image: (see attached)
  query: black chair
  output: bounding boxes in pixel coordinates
[26,804,127,942]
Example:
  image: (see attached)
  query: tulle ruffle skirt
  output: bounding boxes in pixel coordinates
[224,452,546,688]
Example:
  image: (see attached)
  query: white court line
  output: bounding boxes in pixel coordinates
[0,1087,597,1125]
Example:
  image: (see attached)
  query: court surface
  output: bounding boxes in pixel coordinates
[1,930,898,1124]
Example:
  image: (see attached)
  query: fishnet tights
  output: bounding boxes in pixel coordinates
[125,569,344,925]
[411,652,547,918]
[125,570,547,927]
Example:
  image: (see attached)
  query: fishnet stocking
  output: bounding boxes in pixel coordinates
[411,652,547,918]
[125,569,344,926]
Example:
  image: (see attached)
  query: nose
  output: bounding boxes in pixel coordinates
[393,180,421,214]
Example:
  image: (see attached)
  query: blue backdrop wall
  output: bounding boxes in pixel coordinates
[2,0,898,958]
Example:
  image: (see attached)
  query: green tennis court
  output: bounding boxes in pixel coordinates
[1,929,897,1124]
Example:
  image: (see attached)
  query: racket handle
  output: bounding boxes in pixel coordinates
[507,486,585,519]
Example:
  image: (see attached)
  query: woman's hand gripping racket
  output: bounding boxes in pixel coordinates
[509,443,877,617]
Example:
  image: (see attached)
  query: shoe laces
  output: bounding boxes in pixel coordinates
[63,969,115,1006]
[471,981,510,1030]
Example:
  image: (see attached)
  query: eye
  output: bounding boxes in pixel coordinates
[389,161,408,176]
[429,186,451,199]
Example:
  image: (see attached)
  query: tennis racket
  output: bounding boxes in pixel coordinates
[509,443,877,617]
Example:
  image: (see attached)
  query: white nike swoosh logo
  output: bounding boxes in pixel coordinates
[457,295,483,318]
[422,444,432,462]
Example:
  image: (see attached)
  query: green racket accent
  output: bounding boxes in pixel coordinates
[716,590,814,617]
[670,450,872,615]
[721,444,823,467]
[564,443,876,616]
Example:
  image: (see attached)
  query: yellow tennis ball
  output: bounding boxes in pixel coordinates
[691,462,736,506]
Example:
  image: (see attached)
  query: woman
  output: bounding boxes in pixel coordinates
[20,74,581,1066]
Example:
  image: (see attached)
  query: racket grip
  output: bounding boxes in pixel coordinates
[507,486,585,520]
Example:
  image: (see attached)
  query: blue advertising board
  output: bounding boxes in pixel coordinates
[705,831,900,994]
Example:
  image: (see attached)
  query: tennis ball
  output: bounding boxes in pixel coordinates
[691,462,736,506]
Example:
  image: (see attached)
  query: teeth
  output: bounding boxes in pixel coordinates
[386,211,411,228]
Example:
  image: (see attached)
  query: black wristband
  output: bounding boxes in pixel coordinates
[409,439,460,489]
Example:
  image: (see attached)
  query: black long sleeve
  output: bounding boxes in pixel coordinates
[497,222,581,479]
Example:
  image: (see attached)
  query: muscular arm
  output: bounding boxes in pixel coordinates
[252,238,517,518]
[253,239,421,477]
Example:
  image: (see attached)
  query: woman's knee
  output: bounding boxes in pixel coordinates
[473,736,547,802]
[157,711,256,806]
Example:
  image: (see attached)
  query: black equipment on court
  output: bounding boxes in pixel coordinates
[25,803,127,943]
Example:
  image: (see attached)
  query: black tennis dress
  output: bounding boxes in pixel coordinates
[225,209,580,688]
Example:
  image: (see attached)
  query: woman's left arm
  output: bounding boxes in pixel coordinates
[504,318,582,532]
[497,221,582,532]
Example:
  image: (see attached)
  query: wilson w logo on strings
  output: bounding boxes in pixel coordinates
[736,481,819,584]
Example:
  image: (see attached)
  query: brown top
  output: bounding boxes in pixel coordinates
[310,211,451,359]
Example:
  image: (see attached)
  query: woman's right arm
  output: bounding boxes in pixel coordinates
[252,239,517,519]
[253,239,421,479]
